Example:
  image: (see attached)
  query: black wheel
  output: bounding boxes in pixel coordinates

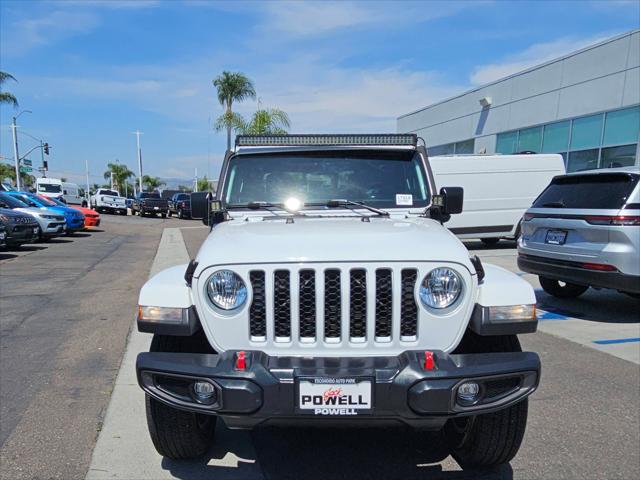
[480,238,500,246]
[81,201,88,208]
[146,396,216,460]
[445,332,528,469]
[161,213,166,219]
[167,209,172,217]
[539,276,588,298]
[178,208,183,219]
[145,332,217,459]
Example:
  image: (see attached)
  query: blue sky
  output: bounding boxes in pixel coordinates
[1,0,638,185]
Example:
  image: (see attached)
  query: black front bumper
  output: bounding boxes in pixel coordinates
[518,254,640,294]
[137,350,540,429]
[6,224,37,245]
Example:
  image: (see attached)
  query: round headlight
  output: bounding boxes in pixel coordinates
[419,268,462,309]
[206,270,248,310]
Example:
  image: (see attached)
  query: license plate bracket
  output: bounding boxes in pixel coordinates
[297,377,373,415]
[545,229,567,245]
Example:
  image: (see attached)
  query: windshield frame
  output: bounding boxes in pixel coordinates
[220,147,433,212]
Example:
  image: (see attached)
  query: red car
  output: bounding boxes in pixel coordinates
[37,195,101,228]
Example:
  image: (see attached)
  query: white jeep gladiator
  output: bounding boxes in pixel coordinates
[136,134,540,469]
[90,188,127,215]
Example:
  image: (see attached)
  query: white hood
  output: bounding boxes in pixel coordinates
[193,215,474,277]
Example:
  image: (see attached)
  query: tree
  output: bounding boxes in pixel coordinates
[177,184,191,192]
[213,71,256,151]
[103,162,134,191]
[0,71,18,108]
[0,161,33,186]
[238,107,290,135]
[60,177,68,182]
[196,176,212,192]
[142,175,165,191]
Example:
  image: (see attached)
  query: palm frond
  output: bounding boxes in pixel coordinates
[0,92,18,108]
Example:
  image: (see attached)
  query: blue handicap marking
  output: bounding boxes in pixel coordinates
[593,337,640,345]
[537,309,568,321]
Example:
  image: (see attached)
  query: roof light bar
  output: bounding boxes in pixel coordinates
[235,134,417,147]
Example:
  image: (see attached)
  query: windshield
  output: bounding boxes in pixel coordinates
[101,190,120,196]
[37,183,62,193]
[38,195,65,207]
[223,150,430,209]
[12,194,43,208]
[0,193,28,208]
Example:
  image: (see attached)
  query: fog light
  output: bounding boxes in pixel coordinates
[457,382,480,405]
[192,381,216,402]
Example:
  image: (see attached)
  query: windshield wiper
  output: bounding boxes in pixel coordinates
[541,201,565,208]
[325,199,389,216]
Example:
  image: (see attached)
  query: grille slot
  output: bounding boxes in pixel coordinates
[249,271,266,340]
[375,269,393,340]
[299,270,316,341]
[324,269,342,340]
[400,269,418,339]
[273,270,291,341]
[349,269,367,340]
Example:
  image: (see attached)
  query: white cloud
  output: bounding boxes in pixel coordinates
[2,10,100,56]
[470,34,615,85]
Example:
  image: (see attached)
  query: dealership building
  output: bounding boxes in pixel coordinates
[397,30,640,172]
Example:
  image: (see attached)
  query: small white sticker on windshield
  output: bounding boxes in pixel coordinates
[396,194,413,206]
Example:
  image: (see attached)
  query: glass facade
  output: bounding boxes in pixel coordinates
[428,138,475,156]
[495,105,640,172]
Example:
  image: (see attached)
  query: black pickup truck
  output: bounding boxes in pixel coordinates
[167,193,191,219]
[130,192,169,218]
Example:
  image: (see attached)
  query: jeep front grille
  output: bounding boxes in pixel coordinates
[247,266,420,345]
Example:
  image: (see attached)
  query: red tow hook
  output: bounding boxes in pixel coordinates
[235,351,247,370]
[424,351,436,371]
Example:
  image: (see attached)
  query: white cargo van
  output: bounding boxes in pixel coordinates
[62,182,85,206]
[429,154,565,245]
[35,177,63,200]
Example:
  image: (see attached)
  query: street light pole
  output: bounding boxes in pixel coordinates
[11,117,20,190]
[85,159,90,206]
[133,130,143,193]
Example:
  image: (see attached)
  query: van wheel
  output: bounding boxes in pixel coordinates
[481,238,500,246]
[444,331,528,468]
[539,277,588,298]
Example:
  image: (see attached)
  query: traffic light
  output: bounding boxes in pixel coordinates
[43,160,48,170]
[43,143,50,155]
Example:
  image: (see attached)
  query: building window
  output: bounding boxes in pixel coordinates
[567,149,599,172]
[496,131,518,154]
[428,139,475,156]
[517,126,543,152]
[570,113,603,151]
[603,106,640,146]
[600,144,637,169]
[542,121,570,153]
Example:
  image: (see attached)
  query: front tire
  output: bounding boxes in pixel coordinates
[539,276,588,298]
[444,332,528,469]
[145,396,216,460]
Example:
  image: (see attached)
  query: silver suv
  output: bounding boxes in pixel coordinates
[518,166,640,298]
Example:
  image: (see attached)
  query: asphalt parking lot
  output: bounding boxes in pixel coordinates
[1,216,639,480]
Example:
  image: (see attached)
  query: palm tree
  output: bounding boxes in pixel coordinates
[213,71,256,151]
[196,176,212,192]
[0,71,18,108]
[103,162,134,191]
[142,175,165,191]
[239,107,291,135]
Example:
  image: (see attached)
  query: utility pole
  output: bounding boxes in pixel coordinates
[110,172,115,189]
[11,117,20,190]
[40,140,46,178]
[85,159,90,205]
[133,130,143,193]
[194,167,198,192]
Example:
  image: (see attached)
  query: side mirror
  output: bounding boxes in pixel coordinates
[206,199,226,226]
[430,186,463,223]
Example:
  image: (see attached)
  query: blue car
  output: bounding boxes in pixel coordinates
[6,191,85,233]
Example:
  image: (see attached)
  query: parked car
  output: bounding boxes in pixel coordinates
[518,166,640,298]
[35,177,64,200]
[0,208,39,248]
[131,192,168,217]
[430,153,566,245]
[135,134,540,468]
[0,223,6,248]
[5,192,85,233]
[90,188,127,215]
[167,192,191,219]
[37,195,100,229]
[0,192,66,240]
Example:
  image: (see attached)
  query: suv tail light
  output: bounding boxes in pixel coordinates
[584,215,640,226]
